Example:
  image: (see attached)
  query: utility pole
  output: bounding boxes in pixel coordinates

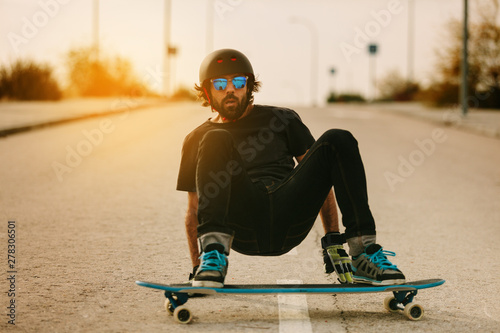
[407,0,415,83]
[461,0,469,116]
[329,68,336,97]
[290,17,319,107]
[368,44,378,101]
[163,0,171,97]
[206,0,214,54]
[93,0,99,59]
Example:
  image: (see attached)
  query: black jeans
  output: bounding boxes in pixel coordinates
[196,129,376,256]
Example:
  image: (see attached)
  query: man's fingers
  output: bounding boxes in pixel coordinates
[334,260,354,284]
[342,261,353,272]
[333,261,349,283]
[325,247,354,284]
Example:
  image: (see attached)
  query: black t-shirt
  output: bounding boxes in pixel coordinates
[176,105,315,192]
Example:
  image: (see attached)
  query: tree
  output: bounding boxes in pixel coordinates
[377,70,420,101]
[65,46,151,97]
[0,60,62,101]
[426,0,500,108]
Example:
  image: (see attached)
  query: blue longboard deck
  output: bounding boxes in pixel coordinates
[136,279,444,295]
[136,279,445,323]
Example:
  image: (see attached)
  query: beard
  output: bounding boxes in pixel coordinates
[213,93,249,121]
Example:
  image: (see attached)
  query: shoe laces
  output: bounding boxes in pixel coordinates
[366,247,399,271]
[199,250,226,272]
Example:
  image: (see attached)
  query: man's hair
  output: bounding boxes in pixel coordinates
[194,76,262,108]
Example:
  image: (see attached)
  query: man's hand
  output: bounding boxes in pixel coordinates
[323,245,354,284]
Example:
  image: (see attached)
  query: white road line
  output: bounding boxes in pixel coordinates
[277,279,313,333]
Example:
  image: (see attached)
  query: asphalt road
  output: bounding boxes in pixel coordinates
[0,102,499,332]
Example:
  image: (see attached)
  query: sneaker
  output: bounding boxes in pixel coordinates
[352,244,406,286]
[192,243,228,288]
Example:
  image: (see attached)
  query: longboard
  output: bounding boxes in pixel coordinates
[136,279,445,323]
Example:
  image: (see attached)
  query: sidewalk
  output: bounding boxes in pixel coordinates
[0,97,166,137]
[375,102,500,139]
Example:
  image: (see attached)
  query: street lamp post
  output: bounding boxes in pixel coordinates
[461,0,469,116]
[206,0,214,54]
[368,43,378,101]
[330,67,336,97]
[93,0,99,59]
[290,17,319,107]
[164,0,171,97]
[407,0,415,83]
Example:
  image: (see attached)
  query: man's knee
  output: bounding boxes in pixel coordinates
[320,129,358,147]
[201,129,233,145]
[199,129,234,155]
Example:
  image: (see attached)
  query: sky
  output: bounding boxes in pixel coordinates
[0,0,470,106]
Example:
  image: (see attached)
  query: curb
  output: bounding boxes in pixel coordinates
[0,102,164,138]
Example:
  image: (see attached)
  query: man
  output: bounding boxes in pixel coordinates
[177,49,405,288]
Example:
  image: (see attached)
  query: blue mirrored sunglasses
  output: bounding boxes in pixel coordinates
[211,76,248,91]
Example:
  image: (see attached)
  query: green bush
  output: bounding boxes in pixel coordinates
[0,60,62,101]
[327,92,366,103]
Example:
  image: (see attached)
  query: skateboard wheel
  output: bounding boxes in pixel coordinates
[164,299,174,315]
[384,296,400,313]
[404,302,424,321]
[174,306,192,324]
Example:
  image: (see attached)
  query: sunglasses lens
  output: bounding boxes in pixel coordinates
[212,76,247,90]
[232,76,247,89]
[212,79,227,91]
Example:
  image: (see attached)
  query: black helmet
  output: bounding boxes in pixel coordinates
[199,49,254,83]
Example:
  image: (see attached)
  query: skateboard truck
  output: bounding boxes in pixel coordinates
[164,291,192,324]
[384,289,424,320]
